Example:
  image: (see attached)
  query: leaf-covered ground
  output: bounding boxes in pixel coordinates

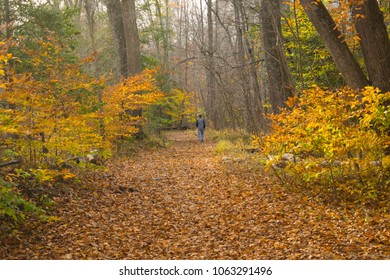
[1,131,388,259]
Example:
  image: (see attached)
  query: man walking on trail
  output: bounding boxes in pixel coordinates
[196,114,206,143]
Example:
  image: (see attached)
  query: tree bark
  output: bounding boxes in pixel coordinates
[233,0,258,131]
[3,0,12,38]
[106,0,128,77]
[353,0,390,92]
[84,0,101,77]
[300,0,369,89]
[163,0,170,69]
[261,0,294,113]
[122,0,142,76]
[238,0,265,131]
[206,0,217,128]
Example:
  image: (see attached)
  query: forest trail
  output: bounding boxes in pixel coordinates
[1,130,388,259]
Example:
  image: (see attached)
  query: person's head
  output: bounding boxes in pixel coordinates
[198,114,202,118]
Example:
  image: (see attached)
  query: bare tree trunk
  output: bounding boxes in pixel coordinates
[163,0,170,69]
[122,0,142,76]
[237,0,265,132]
[3,0,12,38]
[206,0,217,128]
[233,0,256,131]
[154,0,165,64]
[293,0,305,89]
[106,0,128,77]
[261,0,294,113]
[84,0,96,53]
[184,0,190,87]
[175,0,191,87]
[300,0,369,89]
[154,0,171,85]
[84,0,99,75]
[84,0,105,135]
[353,0,390,92]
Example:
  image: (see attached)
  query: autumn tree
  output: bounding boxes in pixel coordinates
[300,0,390,92]
[0,0,78,45]
[283,1,343,89]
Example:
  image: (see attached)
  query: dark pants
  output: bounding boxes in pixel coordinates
[198,129,205,142]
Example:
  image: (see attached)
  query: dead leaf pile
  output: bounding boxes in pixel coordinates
[1,131,388,259]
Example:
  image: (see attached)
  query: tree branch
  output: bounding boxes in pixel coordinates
[0,159,21,168]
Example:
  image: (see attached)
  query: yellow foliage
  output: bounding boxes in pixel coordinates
[251,135,262,150]
[263,86,389,205]
[102,68,164,141]
[0,37,163,169]
[164,89,197,124]
[215,140,236,154]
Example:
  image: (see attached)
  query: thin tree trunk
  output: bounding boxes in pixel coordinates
[84,0,96,53]
[163,0,170,69]
[238,0,265,131]
[3,0,12,38]
[206,0,217,128]
[154,0,165,64]
[293,0,305,89]
[84,0,99,76]
[234,0,256,131]
[184,0,189,87]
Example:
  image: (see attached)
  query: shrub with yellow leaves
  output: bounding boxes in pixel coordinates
[1,37,164,168]
[263,86,389,207]
[0,36,164,226]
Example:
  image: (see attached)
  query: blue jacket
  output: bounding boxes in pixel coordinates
[196,118,206,130]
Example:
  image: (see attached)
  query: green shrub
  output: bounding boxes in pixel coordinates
[0,177,44,226]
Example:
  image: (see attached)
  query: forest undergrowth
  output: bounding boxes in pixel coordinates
[0,130,388,259]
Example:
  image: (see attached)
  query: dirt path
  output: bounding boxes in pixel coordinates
[1,131,388,259]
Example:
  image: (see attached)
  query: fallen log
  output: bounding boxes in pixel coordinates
[0,159,21,168]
